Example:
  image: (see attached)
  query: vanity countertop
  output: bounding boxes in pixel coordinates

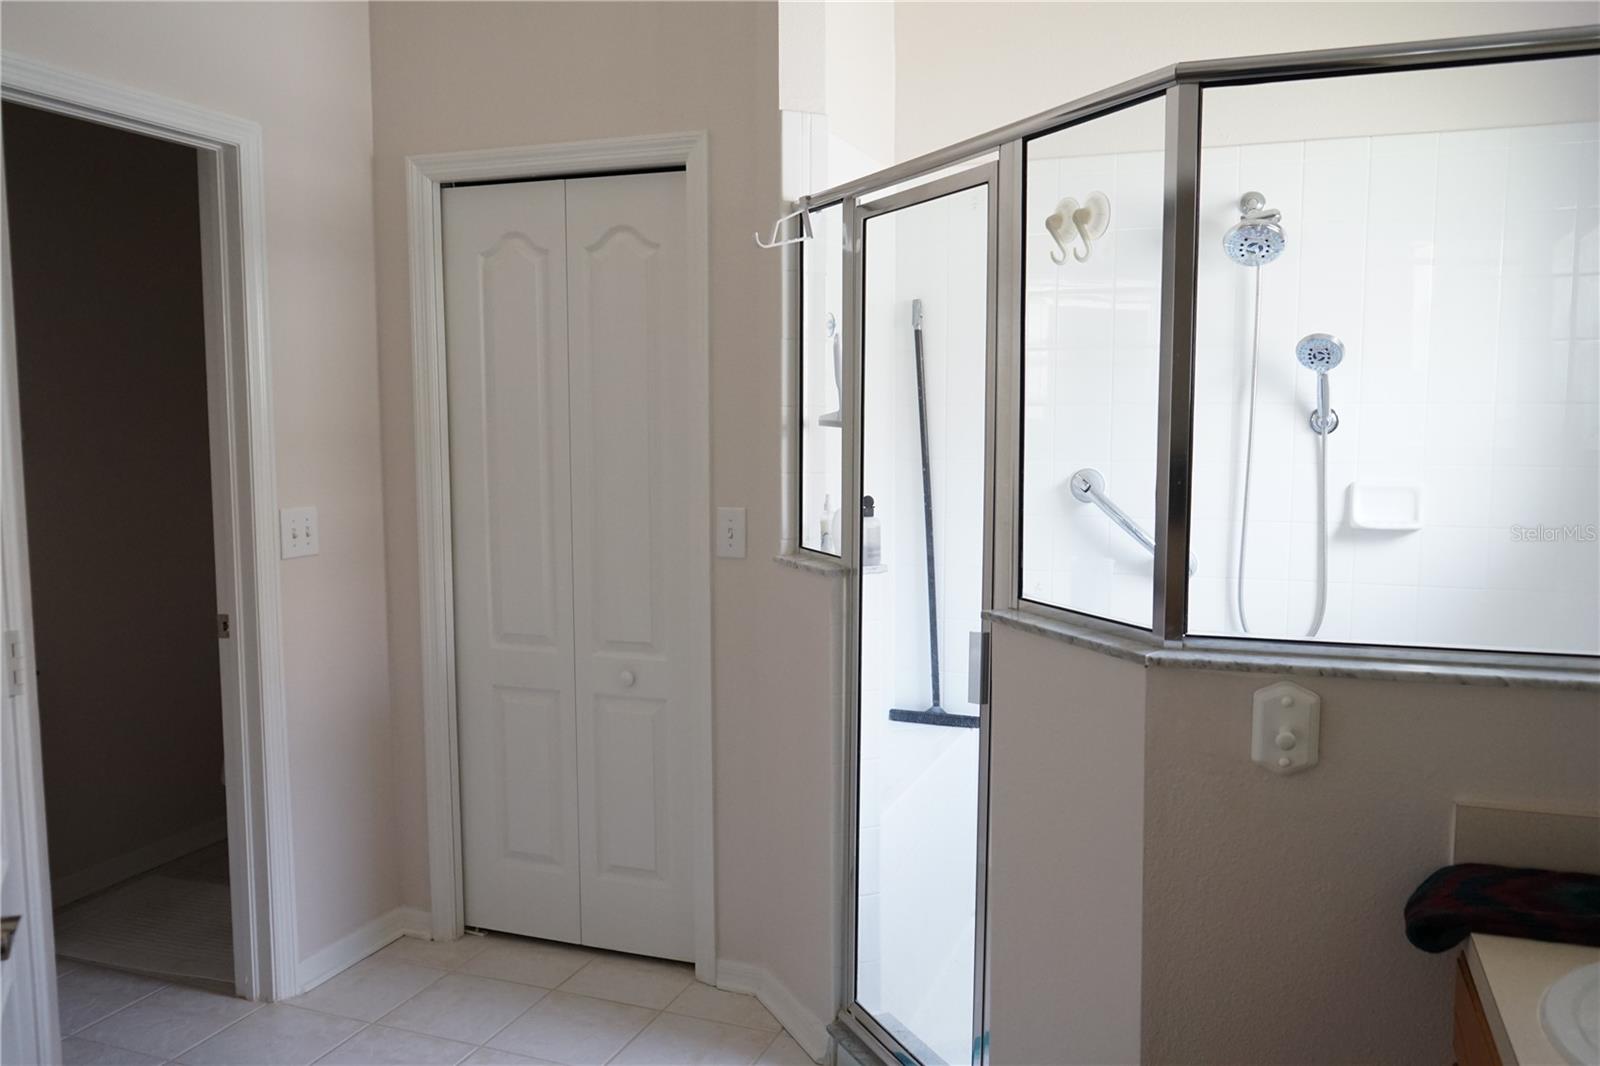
[1466,933,1600,1065]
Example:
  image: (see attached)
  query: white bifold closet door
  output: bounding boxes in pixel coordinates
[444,170,694,962]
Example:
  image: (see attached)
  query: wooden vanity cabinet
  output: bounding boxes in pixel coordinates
[1454,952,1503,1066]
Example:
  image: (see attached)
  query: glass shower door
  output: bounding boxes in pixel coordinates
[849,168,996,1066]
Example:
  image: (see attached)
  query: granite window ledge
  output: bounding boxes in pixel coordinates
[985,609,1600,692]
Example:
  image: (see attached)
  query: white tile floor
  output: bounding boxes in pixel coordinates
[55,936,812,1066]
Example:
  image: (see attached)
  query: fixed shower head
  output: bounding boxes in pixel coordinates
[1295,332,1345,373]
[1223,191,1285,267]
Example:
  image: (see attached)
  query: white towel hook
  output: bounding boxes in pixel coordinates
[755,204,815,249]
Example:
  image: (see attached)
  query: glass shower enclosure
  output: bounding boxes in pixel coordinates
[791,24,1599,1066]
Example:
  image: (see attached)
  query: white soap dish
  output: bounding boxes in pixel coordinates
[1347,482,1423,531]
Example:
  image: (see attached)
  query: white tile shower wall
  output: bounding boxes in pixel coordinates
[1188,122,1599,653]
[1022,149,1166,627]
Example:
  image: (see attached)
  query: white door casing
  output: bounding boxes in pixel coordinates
[446,170,695,961]
[445,181,583,942]
[566,173,693,961]
[408,132,713,981]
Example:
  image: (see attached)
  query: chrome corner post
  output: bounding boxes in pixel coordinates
[971,142,1019,1066]
[836,190,864,1032]
[990,141,1025,617]
[1152,81,1202,644]
[784,214,803,557]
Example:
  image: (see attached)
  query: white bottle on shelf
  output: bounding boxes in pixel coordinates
[862,495,883,571]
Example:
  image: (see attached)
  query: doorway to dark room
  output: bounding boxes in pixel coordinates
[4,101,235,994]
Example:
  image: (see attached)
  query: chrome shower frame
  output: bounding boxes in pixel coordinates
[797,23,1598,652]
[788,23,1600,1066]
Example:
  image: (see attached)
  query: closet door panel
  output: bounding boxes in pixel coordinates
[444,181,583,942]
[566,172,694,961]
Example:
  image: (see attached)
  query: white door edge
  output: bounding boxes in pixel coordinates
[1,109,59,1066]
[407,132,716,982]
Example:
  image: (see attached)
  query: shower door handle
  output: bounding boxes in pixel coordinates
[968,631,989,706]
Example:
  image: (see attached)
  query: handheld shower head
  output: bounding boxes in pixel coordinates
[1295,332,1344,372]
[1296,333,1344,434]
[1223,191,1285,267]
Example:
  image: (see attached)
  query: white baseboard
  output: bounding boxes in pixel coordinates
[295,905,433,995]
[717,959,831,1063]
[51,817,227,907]
[394,906,432,938]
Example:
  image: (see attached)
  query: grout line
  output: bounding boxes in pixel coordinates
[62,974,169,1036]
[599,1007,663,1066]
[756,1026,785,1060]
[551,955,601,995]
[473,989,550,1053]
[162,1002,267,1063]
[310,1022,372,1066]
[59,1034,162,1064]
[166,998,278,1065]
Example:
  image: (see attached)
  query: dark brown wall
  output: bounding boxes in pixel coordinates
[4,102,225,888]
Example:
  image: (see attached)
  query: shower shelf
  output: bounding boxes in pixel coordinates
[1348,483,1423,531]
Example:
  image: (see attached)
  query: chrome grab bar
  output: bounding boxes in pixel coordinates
[1069,468,1197,576]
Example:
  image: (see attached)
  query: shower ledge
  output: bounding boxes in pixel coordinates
[984,608,1600,692]
[775,551,850,576]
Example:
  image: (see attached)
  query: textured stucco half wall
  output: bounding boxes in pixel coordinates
[1140,667,1599,1064]
[987,628,1147,1065]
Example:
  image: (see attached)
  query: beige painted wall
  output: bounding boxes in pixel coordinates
[0,1,398,963]
[1141,667,1600,1063]
[367,1,842,1022]
[893,1,1599,161]
[824,1,896,181]
[5,103,225,891]
[987,628,1146,1066]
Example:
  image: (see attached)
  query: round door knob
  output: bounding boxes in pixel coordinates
[619,669,636,688]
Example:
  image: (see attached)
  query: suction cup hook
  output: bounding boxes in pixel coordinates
[1047,192,1112,264]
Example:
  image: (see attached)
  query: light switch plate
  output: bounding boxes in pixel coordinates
[280,506,319,559]
[716,507,746,559]
[1252,680,1320,775]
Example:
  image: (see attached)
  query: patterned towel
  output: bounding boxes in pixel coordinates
[1404,863,1600,953]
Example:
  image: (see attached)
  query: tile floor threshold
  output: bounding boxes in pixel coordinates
[54,934,812,1066]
